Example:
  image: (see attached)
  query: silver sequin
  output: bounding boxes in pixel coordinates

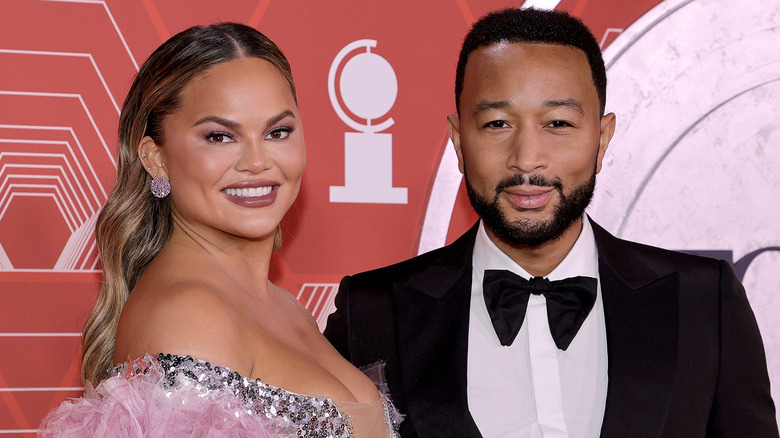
[113,353,350,437]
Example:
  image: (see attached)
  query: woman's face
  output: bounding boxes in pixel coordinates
[147,57,305,242]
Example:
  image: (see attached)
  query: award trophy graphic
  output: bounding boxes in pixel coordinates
[328,39,408,204]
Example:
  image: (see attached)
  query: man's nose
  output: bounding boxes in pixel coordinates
[507,126,548,174]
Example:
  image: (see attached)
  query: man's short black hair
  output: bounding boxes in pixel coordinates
[455,8,607,115]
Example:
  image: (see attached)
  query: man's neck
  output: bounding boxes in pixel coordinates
[485,217,585,277]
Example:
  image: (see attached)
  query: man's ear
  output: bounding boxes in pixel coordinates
[138,136,168,178]
[596,112,616,174]
[447,114,465,174]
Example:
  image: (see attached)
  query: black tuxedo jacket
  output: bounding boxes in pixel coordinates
[324,219,777,437]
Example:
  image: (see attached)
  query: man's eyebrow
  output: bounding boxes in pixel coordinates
[193,110,296,130]
[473,100,511,117]
[543,98,584,115]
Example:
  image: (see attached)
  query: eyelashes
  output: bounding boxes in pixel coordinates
[480,120,575,130]
[547,120,573,128]
[483,120,509,129]
[205,131,233,143]
[203,125,295,144]
[265,125,294,140]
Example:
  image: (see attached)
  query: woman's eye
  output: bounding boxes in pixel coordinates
[266,127,291,140]
[206,132,232,143]
[484,120,508,129]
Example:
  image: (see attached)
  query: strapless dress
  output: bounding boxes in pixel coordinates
[39,353,401,437]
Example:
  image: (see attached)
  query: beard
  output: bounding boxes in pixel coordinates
[465,169,596,247]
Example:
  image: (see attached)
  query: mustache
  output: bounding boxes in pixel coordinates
[495,173,563,194]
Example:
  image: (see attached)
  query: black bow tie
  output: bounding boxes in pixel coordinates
[482,270,597,350]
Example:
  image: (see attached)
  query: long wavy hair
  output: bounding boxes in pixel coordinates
[82,23,296,384]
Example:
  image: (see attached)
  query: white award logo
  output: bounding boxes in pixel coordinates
[328,39,408,204]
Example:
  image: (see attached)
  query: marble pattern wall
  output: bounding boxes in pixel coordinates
[590,0,780,421]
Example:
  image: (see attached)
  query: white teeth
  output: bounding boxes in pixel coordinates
[224,186,273,197]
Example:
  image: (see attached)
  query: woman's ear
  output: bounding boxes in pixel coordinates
[138,136,167,178]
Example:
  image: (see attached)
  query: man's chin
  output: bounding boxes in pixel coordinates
[501,205,555,221]
[488,212,584,247]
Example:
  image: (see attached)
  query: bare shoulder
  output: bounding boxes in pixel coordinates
[114,279,251,374]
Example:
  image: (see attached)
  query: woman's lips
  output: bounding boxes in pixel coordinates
[223,186,273,197]
[221,182,278,207]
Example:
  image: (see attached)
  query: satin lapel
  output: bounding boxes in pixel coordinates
[394,223,482,437]
[591,219,680,438]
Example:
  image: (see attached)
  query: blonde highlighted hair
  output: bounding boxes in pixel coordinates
[82,23,294,384]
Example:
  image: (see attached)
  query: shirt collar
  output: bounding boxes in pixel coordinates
[473,216,599,281]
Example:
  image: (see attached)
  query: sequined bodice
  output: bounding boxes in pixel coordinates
[113,353,399,437]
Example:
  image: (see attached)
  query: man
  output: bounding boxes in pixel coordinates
[325,8,777,437]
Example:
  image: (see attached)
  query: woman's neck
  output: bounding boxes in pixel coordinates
[164,216,276,296]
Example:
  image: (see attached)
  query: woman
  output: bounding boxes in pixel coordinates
[41,23,399,437]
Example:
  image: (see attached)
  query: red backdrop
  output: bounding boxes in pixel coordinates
[6,0,780,434]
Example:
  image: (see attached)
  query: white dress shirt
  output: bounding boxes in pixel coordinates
[467,218,608,437]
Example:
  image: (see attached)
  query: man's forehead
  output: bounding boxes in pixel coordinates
[461,41,599,113]
[462,42,592,93]
[468,41,588,66]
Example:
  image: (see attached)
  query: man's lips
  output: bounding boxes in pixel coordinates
[502,187,555,209]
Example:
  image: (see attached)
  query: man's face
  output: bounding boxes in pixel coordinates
[448,42,615,246]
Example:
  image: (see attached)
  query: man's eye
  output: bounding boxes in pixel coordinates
[484,120,508,129]
[549,120,572,128]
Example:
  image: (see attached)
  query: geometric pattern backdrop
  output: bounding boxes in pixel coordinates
[1,0,778,434]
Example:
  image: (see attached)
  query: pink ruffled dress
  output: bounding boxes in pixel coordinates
[40,353,401,437]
